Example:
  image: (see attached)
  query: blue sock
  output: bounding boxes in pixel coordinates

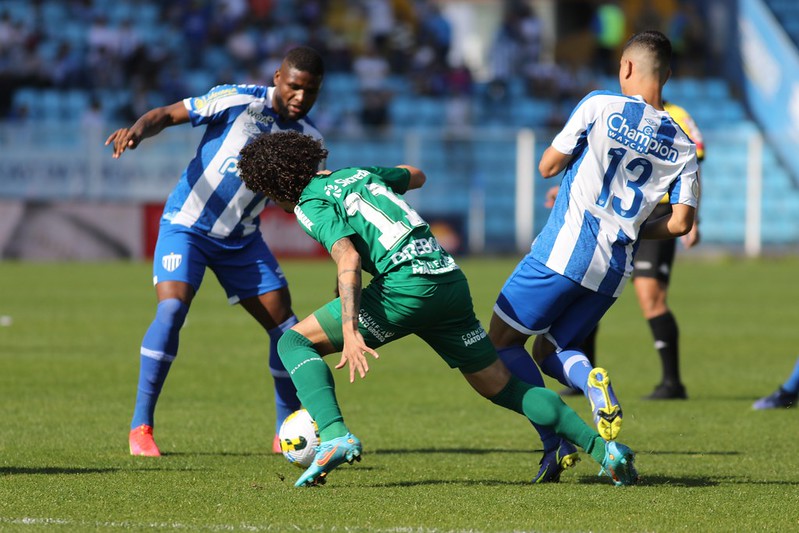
[540,349,592,393]
[497,346,559,452]
[269,315,301,433]
[782,356,799,394]
[131,299,188,429]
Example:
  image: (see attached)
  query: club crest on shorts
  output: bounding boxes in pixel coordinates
[162,252,183,272]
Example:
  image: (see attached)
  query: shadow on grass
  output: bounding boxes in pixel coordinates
[373,447,536,455]
[372,478,535,488]
[163,451,273,457]
[637,450,741,456]
[575,474,719,487]
[1,466,120,475]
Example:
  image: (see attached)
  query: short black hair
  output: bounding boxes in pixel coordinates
[238,130,329,204]
[623,30,672,79]
[283,46,325,77]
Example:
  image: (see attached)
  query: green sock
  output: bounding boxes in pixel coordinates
[587,436,606,465]
[277,330,348,441]
[490,376,607,464]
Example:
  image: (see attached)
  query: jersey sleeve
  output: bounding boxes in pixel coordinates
[182,85,265,127]
[668,152,700,208]
[293,198,357,252]
[551,91,602,155]
[362,166,411,194]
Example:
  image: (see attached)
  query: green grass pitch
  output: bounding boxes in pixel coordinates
[1,256,798,532]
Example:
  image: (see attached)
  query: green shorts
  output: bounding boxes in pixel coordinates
[313,273,497,374]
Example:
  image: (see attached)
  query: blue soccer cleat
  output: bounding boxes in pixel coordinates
[586,367,623,440]
[752,387,798,410]
[599,441,638,486]
[294,432,362,487]
[533,438,580,483]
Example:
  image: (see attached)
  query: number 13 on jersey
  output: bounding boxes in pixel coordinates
[596,147,654,219]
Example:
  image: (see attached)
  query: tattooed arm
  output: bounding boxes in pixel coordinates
[330,237,379,382]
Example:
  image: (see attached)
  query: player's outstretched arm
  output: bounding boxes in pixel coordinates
[330,237,379,382]
[105,102,190,159]
[397,165,426,190]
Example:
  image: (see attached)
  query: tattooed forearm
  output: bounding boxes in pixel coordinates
[331,238,362,331]
[339,275,361,326]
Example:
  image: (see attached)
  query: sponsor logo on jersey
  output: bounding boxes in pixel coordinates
[206,87,240,101]
[334,169,370,187]
[462,326,487,347]
[607,113,679,162]
[390,237,442,265]
[294,206,314,230]
[218,157,239,176]
[324,184,342,198]
[162,252,182,272]
[358,310,395,343]
[246,106,277,127]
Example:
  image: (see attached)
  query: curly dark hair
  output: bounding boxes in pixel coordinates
[238,130,329,203]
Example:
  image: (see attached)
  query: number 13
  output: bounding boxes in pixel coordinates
[596,147,653,218]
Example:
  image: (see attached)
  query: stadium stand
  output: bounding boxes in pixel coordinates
[1,0,798,252]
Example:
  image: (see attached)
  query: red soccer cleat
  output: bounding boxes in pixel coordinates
[129,424,161,457]
[272,433,282,454]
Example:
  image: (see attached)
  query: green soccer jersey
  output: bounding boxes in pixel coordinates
[294,166,460,283]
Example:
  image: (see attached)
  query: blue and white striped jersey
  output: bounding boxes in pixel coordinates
[162,84,323,240]
[532,90,699,297]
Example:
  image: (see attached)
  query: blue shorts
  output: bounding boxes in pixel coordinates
[494,254,616,351]
[152,223,287,304]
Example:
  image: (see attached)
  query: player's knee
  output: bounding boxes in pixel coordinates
[154,298,189,331]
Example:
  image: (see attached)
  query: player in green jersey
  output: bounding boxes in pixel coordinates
[238,130,639,488]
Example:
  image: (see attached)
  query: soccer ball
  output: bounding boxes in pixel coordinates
[278,408,319,468]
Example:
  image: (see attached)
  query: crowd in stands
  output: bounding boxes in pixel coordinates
[0,0,715,131]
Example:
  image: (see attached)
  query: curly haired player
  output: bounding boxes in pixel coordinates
[237,130,638,487]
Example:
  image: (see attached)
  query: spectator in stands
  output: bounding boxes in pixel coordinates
[591,0,626,76]
[105,47,326,459]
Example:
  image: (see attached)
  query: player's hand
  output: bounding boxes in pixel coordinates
[681,222,700,249]
[544,185,560,208]
[337,333,379,382]
[104,128,142,158]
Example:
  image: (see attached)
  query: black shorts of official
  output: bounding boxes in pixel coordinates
[633,203,676,284]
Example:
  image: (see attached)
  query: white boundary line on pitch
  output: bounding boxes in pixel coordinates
[0,518,477,533]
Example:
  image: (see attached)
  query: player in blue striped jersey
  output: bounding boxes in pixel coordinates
[489,31,699,479]
[105,46,325,457]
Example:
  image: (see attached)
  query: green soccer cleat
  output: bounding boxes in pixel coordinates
[586,367,623,440]
[533,438,580,483]
[599,441,638,486]
[294,432,362,487]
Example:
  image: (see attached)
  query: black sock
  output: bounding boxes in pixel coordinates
[649,312,680,385]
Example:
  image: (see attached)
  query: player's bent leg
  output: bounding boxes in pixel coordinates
[267,316,301,452]
[586,368,623,440]
[278,318,361,487]
[241,288,302,452]
[130,295,190,456]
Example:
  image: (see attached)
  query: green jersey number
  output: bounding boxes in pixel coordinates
[344,182,426,250]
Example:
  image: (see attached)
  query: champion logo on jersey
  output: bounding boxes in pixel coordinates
[162,252,183,272]
[606,113,679,162]
[324,184,342,198]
